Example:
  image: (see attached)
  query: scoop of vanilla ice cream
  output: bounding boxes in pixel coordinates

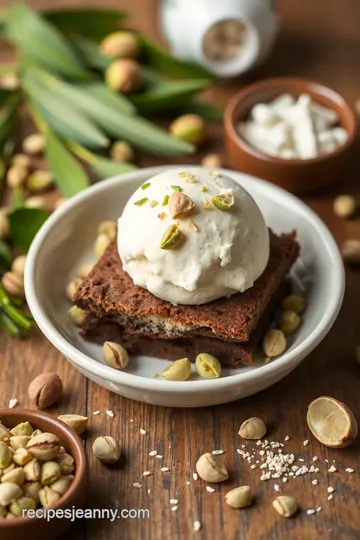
[117,168,269,305]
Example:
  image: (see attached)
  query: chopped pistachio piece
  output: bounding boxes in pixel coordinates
[160,225,184,250]
[212,193,234,211]
[149,200,159,208]
[134,197,148,206]
[157,212,167,220]
[162,195,169,206]
[141,182,151,190]
[170,185,182,192]
[203,199,212,210]
[209,170,220,177]
[200,186,208,193]
[188,220,199,232]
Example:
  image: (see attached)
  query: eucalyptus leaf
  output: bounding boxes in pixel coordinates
[45,8,127,41]
[131,79,210,111]
[0,312,20,336]
[45,130,90,197]
[139,34,213,80]
[85,83,135,116]
[179,98,224,122]
[0,240,11,274]
[9,208,49,253]
[91,157,136,179]
[10,187,25,210]
[5,3,89,80]
[0,94,18,153]
[71,37,112,71]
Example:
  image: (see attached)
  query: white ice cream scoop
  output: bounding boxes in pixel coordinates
[117,168,269,305]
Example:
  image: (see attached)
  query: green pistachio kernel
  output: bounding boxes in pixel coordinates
[160,224,184,250]
[162,195,169,206]
[195,353,221,379]
[212,193,234,211]
[0,441,12,468]
[170,185,182,192]
[279,310,301,335]
[281,294,306,314]
[10,422,33,437]
[10,496,36,516]
[162,358,191,381]
[134,197,148,207]
[141,182,151,190]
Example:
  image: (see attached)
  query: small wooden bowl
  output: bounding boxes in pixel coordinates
[0,409,87,540]
[224,77,357,194]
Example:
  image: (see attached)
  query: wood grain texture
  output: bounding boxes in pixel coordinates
[0,0,360,539]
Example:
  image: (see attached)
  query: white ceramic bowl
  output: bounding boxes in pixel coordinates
[25,166,344,408]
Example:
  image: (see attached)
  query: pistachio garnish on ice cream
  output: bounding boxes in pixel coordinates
[160,224,184,250]
[168,192,195,219]
[212,193,235,211]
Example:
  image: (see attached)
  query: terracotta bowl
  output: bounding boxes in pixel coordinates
[0,409,87,540]
[224,77,357,194]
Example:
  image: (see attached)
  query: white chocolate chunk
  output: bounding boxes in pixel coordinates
[251,103,279,127]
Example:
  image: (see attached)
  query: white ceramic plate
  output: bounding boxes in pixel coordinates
[25,166,344,407]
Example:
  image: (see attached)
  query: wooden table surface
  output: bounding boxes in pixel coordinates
[1,0,360,539]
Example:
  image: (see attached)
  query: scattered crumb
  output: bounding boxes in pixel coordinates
[8,399,17,409]
[284,436,290,441]
[186,481,191,485]
[171,506,178,512]
[130,419,134,423]
[316,506,322,513]
[307,509,316,515]
[193,472,198,481]
[206,486,215,493]
[328,465,337,473]
[346,468,354,473]
[193,521,201,532]
[161,467,170,472]
[327,486,335,493]
[312,480,319,485]
[327,494,334,501]
[250,464,257,469]
[155,455,163,459]
[149,450,157,457]
[274,484,280,492]
[303,440,309,446]
[106,410,114,418]
[313,456,319,462]
[169,499,178,505]
[148,488,151,494]
[133,483,142,488]
[142,471,151,477]
[325,459,329,463]
[282,478,288,483]
[140,428,147,435]
[92,410,100,416]
[212,450,224,455]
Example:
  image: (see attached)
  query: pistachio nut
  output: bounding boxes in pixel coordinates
[13,448,32,466]
[238,417,267,440]
[92,436,121,464]
[11,153,31,169]
[262,329,286,357]
[27,433,61,461]
[22,482,42,504]
[23,459,41,482]
[2,271,25,298]
[281,294,306,314]
[10,436,31,451]
[0,424,10,443]
[25,196,47,210]
[98,220,117,240]
[0,441,12,468]
[195,452,229,483]
[6,165,28,188]
[103,341,129,370]
[100,31,140,59]
[3,463,15,474]
[56,453,75,475]
[10,496,36,516]
[161,358,191,381]
[28,372,63,408]
[0,208,9,240]
[68,305,86,326]
[58,414,88,435]
[110,141,134,163]
[11,256,27,279]
[279,310,301,335]
[0,483,23,506]
[1,467,25,486]
[272,495,298,518]
[27,170,53,192]
[31,429,43,438]
[38,486,60,509]
[201,153,222,168]
[195,353,221,379]
[105,59,142,94]
[160,224,184,250]
[78,262,94,279]
[169,114,206,145]
[22,133,45,155]
[94,233,111,259]
[168,192,195,219]
[333,195,357,218]
[66,278,82,302]
[224,485,253,508]
[41,461,61,485]
[341,239,360,264]
[50,474,74,496]
[10,422,32,438]
[212,193,235,211]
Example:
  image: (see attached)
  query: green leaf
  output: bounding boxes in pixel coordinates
[45,8,127,41]
[131,79,210,111]
[139,34,214,80]
[9,208,49,253]
[10,187,25,210]
[71,37,112,71]
[5,3,89,80]
[0,94,18,150]
[85,83,135,116]
[180,98,224,122]
[91,156,137,179]
[0,312,21,336]
[0,240,11,274]
[44,130,89,197]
